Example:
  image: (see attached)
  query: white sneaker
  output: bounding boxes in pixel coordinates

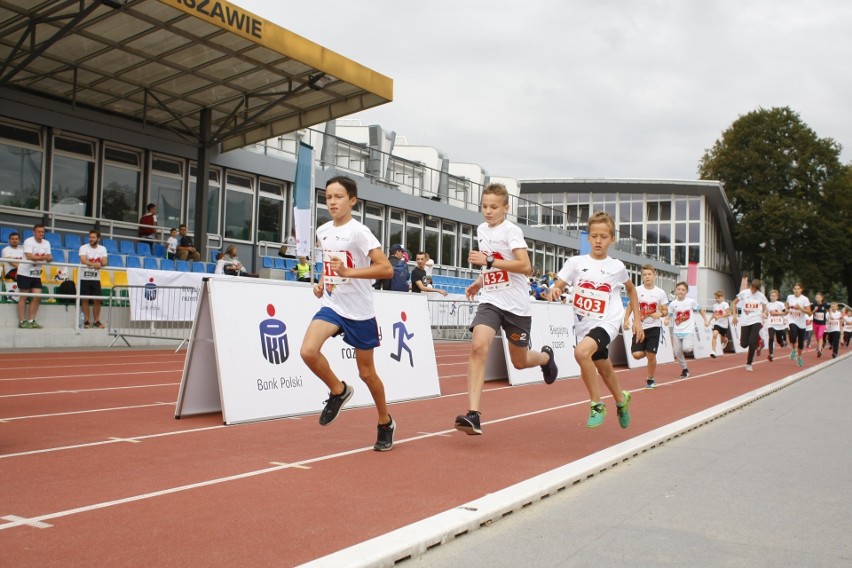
[745,364,753,372]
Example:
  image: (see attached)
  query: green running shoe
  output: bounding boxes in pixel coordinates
[617,391,632,429]
[28,320,42,329]
[797,356,804,368]
[587,402,606,428]
[18,320,30,329]
[789,350,797,361]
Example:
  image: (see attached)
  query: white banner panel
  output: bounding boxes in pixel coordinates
[691,319,715,359]
[127,268,206,321]
[177,278,440,424]
[503,302,581,386]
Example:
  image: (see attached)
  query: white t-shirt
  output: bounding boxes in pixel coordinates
[166,236,178,255]
[475,220,530,317]
[79,244,108,281]
[826,310,842,333]
[316,218,382,321]
[766,301,787,330]
[635,285,668,330]
[2,245,23,276]
[735,289,768,327]
[668,297,700,337]
[20,236,51,278]
[785,294,810,329]
[843,315,852,333]
[805,315,813,331]
[712,301,731,329]
[557,255,628,342]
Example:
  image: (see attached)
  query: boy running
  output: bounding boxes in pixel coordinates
[709,290,732,357]
[623,264,668,389]
[299,176,397,451]
[549,211,643,428]
[454,183,558,435]
[765,290,787,362]
[826,302,842,358]
[842,308,852,348]
[784,283,810,367]
[665,282,709,378]
[731,279,768,372]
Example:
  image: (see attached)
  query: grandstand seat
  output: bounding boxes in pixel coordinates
[113,270,129,287]
[102,239,119,254]
[284,271,295,281]
[1,227,17,243]
[161,258,176,271]
[192,262,206,273]
[262,257,274,269]
[274,257,286,270]
[137,242,153,257]
[23,229,33,240]
[210,250,220,263]
[125,256,142,269]
[283,258,297,270]
[44,231,62,249]
[153,243,166,257]
[99,270,113,289]
[143,257,160,270]
[52,249,66,263]
[109,255,124,268]
[206,263,215,274]
[67,250,80,265]
[176,260,190,272]
[64,233,82,250]
[119,240,136,256]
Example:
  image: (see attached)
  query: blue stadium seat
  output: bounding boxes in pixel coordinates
[274,257,286,269]
[192,262,206,273]
[44,231,62,249]
[102,239,119,254]
[143,257,160,270]
[206,263,215,274]
[119,240,136,256]
[153,243,166,257]
[284,271,296,281]
[64,234,82,250]
[210,250,220,263]
[125,256,142,269]
[23,229,33,240]
[262,257,274,269]
[137,242,153,257]
[52,249,66,263]
[0,227,15,243]
[176,260,190,272]
[108,255,123,267]
[283,258,297,270]
[67,250,80,265]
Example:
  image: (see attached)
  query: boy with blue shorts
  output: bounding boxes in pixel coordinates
[299,176,397,451]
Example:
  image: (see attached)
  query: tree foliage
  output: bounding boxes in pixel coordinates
[698,107,851,302]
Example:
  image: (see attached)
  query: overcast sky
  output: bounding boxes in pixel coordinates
[237,0,852,181]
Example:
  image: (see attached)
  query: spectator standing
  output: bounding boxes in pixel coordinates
[165,228,178,260]
[138,203,158,239]
[79,229,108,328]
[17,224,52,329]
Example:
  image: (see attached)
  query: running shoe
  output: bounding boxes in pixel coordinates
[28,320,42,329]
[373,416,396,451]
[710,353,717,359]
[646,379,656,390]
[587,402,606,428]
[797,356,804,367]
[18,320,30,329]
[454,410,482,435]
[745,364,753,372]
[540,345,559,384]
[680,368,689,378]
[817,349,822,358]
[318,382,354,426]
[768,354,773,362]
[616,391,631,429]
[789,350,797,361]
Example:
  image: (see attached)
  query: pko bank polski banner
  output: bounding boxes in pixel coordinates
[127,268,206,321]
[176,278,440,425]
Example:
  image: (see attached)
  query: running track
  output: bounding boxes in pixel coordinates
[1,343,846,566]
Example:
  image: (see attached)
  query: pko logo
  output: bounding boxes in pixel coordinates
[144,277,157,301]
[260,304,289,365]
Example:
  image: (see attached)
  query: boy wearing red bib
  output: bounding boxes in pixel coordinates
[784,283,811,367]
[454,183,558,436]
[731,279,768,372]
[623,264,668,389]
[549,211,643,428]
[765,290,787,362]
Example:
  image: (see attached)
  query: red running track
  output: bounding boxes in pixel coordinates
[0,344,843,566]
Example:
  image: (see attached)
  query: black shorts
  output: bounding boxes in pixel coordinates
[470,302,532,347]
[80,280,102,298]
[631,326,661,354]
[584,327,613,361]
[16,274,41,291]
[713,325,729,336]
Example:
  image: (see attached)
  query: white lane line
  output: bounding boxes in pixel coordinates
[0,401,174,422]
[0,370,182,382]
[0,383,179,399]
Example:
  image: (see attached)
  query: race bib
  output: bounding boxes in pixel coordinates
[769,316,785,326]
[29,266,42,278]
[573,287,608,319]
[83,267,100,280]
[482,268,510,291]
[322,251,350,285]
[814,312,825,322]
[827,318,841,332]
[744,301,761,314]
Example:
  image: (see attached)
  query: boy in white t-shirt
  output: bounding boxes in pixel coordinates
[731,278,769,372]
[784,283,811,367]
[454,183,558,436]
[709,290,732,358]
[665,282,709,378]
[765,290,787,362]
[165,228,178,260]
[79,229,109,328]
[549,211,643,429]
[623,264,668,389]
[299,176,397,452]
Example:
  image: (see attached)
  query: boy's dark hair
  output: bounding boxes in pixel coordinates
[89,229,100,239]
[146,203,156,212]
[676,281,689,290]
[9,231,19,239]
[326,176,358,198]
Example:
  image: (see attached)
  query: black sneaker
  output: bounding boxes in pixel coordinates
[646,379,656,389]
[680,369,689,378]
[373,416,396,452]
[454,410,482,435]
[318,382,354,426]
[540,345,559,384]
[710,353,716,358]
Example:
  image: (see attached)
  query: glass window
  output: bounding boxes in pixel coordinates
[659,222,671,244]
[405,213,423,253]
[675,223,686,244]
[689,198,701,221]
[0,121,42,209]
[149,155,184,229]
[257,178,284,242]
[689,222,700,243]
[224,172,254,241]
[441,221,456,267]
[675,245,686,266]
[364,204,384,245]
[675,199,687,221]
[647,202,659,222]
[689,245,700,263]
[646,223,658,244]
[187,165,221,235]
[460,224,473,268]
[101,145,141,223]
[315,190,331,229]
[51,135,95,217]
[660,201,671,221]
[424,217,439,260]
[619,202,631,223]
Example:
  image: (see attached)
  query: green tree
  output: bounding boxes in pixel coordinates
[698,107,850,299]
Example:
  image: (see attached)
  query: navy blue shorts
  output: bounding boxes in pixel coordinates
[313,307,380,350]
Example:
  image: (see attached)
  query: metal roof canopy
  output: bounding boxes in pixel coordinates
[0,0,393,151]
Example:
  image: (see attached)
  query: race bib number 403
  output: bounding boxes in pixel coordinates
[573,287,608,319]
[482,269,510,291]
